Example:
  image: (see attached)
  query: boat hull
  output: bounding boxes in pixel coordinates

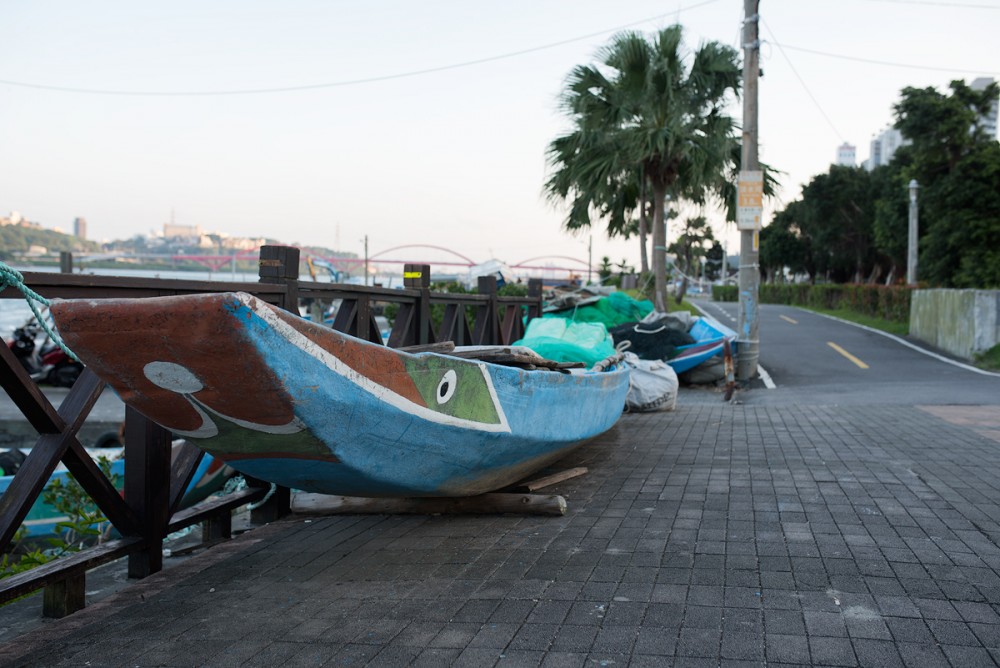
[51,293,630,497]
[666,316,738,373]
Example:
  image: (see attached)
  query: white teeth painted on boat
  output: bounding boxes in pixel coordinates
[144,361,205,393]
[142,359,305,438]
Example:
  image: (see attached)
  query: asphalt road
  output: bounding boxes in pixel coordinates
[692,298,1000,406]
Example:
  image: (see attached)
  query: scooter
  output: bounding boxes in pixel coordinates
[7,319,84,387]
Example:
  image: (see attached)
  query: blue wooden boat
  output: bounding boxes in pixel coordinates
[666,316,738,374]
[49,292,630,498]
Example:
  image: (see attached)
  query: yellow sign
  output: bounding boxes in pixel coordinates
[737,170,764,231]
[403,271,423,279]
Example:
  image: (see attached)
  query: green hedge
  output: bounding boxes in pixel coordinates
[712,283,911,323]
[712,285,738,302]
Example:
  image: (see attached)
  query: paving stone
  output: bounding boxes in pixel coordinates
[5,403,1000,667]
[548,624,597,653]
[804,610,848,637]
[765,633,810,664]
[939,644,997,667]
[809,636,858,666]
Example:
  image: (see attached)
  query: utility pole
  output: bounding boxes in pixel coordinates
[737,0,761,382]
[587,235,593,285]
[907,179,919,285]
[364,234,369,286]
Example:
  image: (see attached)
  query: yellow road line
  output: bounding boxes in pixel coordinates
[827,342,869,369]
[780,315,798,324]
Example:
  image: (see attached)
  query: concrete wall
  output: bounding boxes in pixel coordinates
[910,289,1000,359]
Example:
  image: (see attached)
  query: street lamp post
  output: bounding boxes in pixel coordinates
[907,179,919,285]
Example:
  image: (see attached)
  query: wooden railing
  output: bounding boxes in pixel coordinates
[0,245,541,617]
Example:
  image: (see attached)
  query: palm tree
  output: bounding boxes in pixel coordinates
[545,26,741,311]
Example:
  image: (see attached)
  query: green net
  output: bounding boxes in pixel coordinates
[512,317,616,366]
[545,292,654,329]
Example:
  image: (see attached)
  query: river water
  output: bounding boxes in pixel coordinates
[1,265,397,339]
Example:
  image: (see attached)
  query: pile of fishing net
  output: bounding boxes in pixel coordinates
[544,292,654,329]
[511,317,616,367]
[609,313,695,361]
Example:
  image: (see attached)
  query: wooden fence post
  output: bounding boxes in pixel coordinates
[258,245,300,312]
[473,276,500,345]
[386,264,435,348]
[124,406,172,579]
[59,252,73,274]
[252,245,297,519]
[527,278,543,322]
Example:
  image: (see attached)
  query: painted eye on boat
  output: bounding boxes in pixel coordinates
[436,369,457,404]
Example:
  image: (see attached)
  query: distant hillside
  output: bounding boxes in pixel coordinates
[0,225,100,260]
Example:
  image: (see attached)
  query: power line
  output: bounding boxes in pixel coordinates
[0,0,722,97]
[760,20,844,141]
[772,42,997,76]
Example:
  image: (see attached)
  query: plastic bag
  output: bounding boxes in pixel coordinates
[623,351,679,412]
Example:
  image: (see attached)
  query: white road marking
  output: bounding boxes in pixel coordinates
[758,365,776,389]
[808,310,1000,378]
[690,300,775,389]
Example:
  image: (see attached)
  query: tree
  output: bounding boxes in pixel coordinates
[893,79,1000,287]
[871,161,910,283]
[545,25,741,311]
[761,166,885,284]
[759,202,812,281]
[919,141,1000,287]
[895,79,999,177]
[668,215,715,302]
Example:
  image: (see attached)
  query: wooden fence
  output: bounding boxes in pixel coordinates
[0,245,541,618]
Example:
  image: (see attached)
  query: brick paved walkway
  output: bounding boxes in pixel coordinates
[4,401,1000,666]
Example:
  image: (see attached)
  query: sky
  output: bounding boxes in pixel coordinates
[1,0,997,275]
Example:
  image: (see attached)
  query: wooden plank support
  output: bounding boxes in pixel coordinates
[167,440,205,515]
[124,407,172,579]
[249,484,291,524]
[167,486,267,534]
[202,512,232,543]
[440,304,473,345]
[500,304,524,344]
[387,301,418,348]
[0,537,143,605]
[292,493,568,517]
[0,369,107,551]
[331,297,384,345]
[513,467,589,492]
[43,575,85,619]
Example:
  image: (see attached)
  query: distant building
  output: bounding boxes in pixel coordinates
[73,217,87,240]
[863,126,908,171]
[971,77,998,139]
[163,222,202,238]
[836,143,856,167]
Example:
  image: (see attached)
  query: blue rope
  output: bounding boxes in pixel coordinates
[0,261,80,362]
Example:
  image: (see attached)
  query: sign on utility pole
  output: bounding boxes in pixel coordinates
[737,171,764,231]
[737,0,761,383]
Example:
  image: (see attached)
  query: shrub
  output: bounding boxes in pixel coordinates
[753,283,912,322]
[712,285,738,302]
